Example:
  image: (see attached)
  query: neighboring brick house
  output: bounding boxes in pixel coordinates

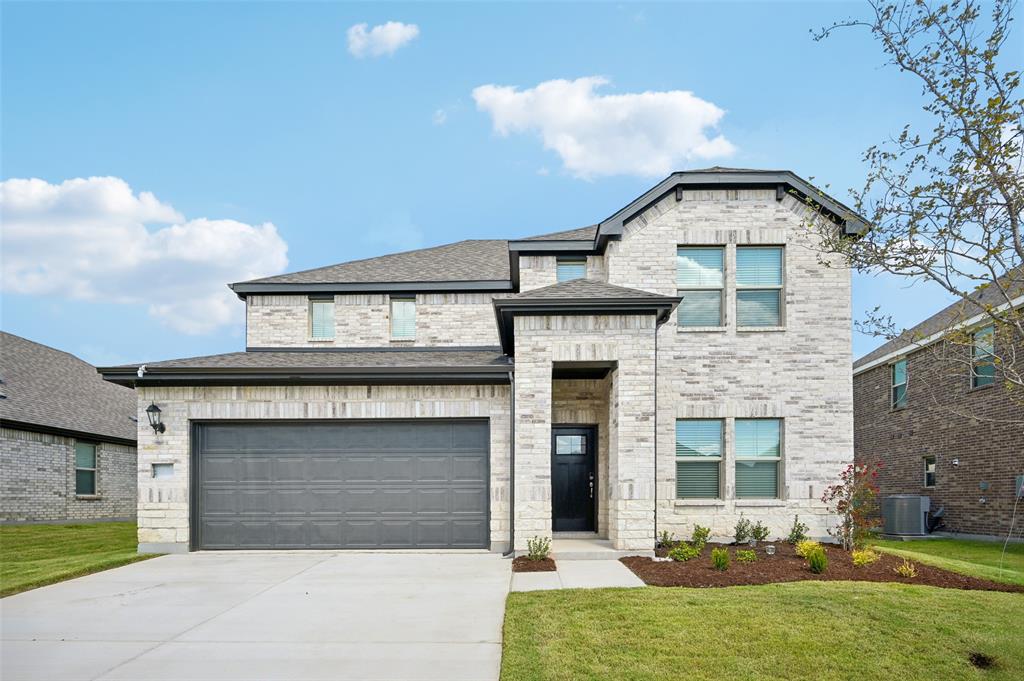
[99,168,864,554]
[1,332,138,523]
[853,280,1024,538]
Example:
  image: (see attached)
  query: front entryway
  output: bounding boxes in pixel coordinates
[550,426,596,532]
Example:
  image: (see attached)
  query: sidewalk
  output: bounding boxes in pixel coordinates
[510,559,644,592]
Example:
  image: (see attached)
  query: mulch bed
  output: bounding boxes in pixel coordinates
[513,556,557,572]
[622,543,1022,593]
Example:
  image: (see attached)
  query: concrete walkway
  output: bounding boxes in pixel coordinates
[510,559,645,592]
[1,552,510,681]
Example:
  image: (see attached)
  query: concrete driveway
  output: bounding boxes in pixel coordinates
[1,552,511,681]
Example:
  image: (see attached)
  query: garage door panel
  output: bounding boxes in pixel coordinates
[196,420,489,550]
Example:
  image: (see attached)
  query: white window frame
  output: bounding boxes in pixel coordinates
[923,455,936,488]
[891,358,908,409]
[734,418,783,499]
[74,441,98,496]
[735,246,785,329]
[390,295,416,341]
[971,325,995,388]
[308,298,335,341]
[556,257,587,282]
[674,419,724,499]
[676,246,725,328]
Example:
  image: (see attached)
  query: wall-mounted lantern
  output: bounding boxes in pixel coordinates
[145,403,166,434]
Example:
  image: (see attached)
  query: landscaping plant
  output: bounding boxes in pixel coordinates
[821,462,882,550]
[795,540,822,559]
[526,536,551,561]
[733,514,752,544]
[751,521,770,544]
[668,543,701,562]
[711,547,730,571]
[852,549,880,567]
[657,530,678,549]
[736,549,757,563]
[691,525,711,551]
[895,559,919,578]
[786,515,809,544]
[806,547,828,574]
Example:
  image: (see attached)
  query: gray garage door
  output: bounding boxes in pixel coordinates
[194,420,489,550]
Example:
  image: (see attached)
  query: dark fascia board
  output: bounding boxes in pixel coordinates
[596,171,869,245]
[492,296,681,354]
[99,365,512,388]
[228,280,514,299]
[507,239,599,254]
[0,418,137,448]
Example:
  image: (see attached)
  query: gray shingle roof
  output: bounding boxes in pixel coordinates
[520,226,598,241]
[854,269,1024,369]
[0,332,137,442]
[105,348,510,371]
[507,279,677,301]
[238,240,510,286]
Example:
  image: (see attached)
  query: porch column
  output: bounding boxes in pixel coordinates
[512,343,553,551]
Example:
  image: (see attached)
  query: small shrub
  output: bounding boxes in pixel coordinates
[657,530,678,549]
[852,549,880,567]
[822,462,883,550]
[733,514,752,544]
[668,542,701,562]
[526,536,551,561]
[736,549,757,563]
[795,540,822,559]
[894,558,918,578]
[751,521,770,543]
[787,515,810,544]
[711,547,730,571]
[691,525,711,550]
[806,547,828,574]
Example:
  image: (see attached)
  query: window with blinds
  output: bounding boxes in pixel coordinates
[676,247,724,327]
[736,246,783,327]
[390,296,416,340]
[75,442,97,495]
[556,257,587,282]
[971,325,995,388]
[891,359,908,408]
[735,419,781,498]
[675,419,723,498]
[309,299,335,340]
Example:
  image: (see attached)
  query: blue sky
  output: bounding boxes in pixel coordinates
[3,1,1019,365]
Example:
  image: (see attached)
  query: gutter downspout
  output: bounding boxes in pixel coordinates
[653,320,659,548]
[502,370,516,557]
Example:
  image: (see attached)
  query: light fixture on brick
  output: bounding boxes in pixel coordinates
[145,403,165,434]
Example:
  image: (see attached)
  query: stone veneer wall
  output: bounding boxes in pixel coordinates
[0,427,136,523]
[602,188,853,542]
[552,378,611,536]
[134,385,511,552]
[514,314,656,551]
[518,255,607,292]
[246,293,500,348]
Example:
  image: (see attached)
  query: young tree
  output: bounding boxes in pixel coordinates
[808,0,1023,403]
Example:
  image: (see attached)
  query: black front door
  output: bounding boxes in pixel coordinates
[551,426,596,532]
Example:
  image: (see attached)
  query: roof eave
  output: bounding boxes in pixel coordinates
[229,280,514,298]
[0,418,137,447]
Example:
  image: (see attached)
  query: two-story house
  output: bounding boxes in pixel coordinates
[100,168,863,554]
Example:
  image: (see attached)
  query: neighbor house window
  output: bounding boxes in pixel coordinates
[891,359,908,408]
[309,298,335,340]
[556,257,587,282]
[735,419,781,498]
[923,455,936,488]
[736,246,784,327]
[676,247,724,327]
[390,296,416,340]
[675,419,723,498]
[75,442,97,495]
[971,325,995,388]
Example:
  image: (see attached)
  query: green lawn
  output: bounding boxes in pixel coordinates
[501,583,1024,681]
[872,538,1024,586]
[0,522,156,597]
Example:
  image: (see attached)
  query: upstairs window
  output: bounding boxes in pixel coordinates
[309,298,335,340]
[75,442,97,495]
[675,420,723,499]
[923,455,936,488]
[390,296,416,340]
[676,247,724,327]
[556,257,587,282]
[735,419,781,498]
[891,359,908,408]
[736,246,784,327]
[971,325,995,388]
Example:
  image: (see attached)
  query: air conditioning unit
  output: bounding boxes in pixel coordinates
[882,495,930,536]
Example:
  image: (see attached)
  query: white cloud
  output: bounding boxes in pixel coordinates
[432,108,448,126]
[347,21,419,58]
[472,76,736,179]
[0,176,288,335]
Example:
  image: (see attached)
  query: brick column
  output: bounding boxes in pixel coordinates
[512,344,553,551]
